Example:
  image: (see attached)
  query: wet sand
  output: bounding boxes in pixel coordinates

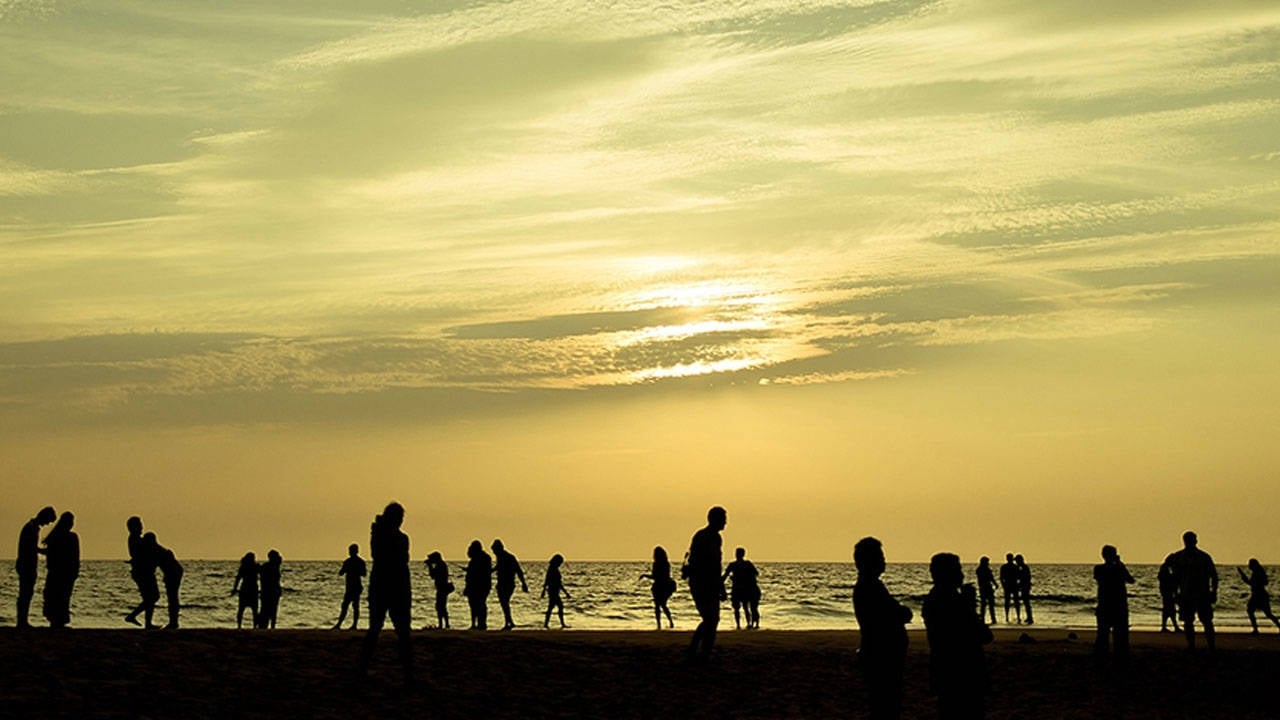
[0,627,1275,718]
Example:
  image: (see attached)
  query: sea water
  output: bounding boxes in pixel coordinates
[0,561,1269,632]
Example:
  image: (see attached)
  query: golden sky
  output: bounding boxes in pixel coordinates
[2,0,1278,561]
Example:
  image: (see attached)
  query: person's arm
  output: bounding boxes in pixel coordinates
[1209,558,1219,594]
[517,562,528,592]
[231,569,242,595]
[1237,567,1251,585]
[540,578,547,599]
[1122,563,1135,584]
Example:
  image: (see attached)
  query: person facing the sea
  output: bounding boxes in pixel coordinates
[1236,559,1280,634]
[491,539,528,631]
[334,543,366,630]
[463,540,492,630]
[999,554,1020,624]
[1158,557,1180,633]
[853,537,913,720]
[541,554,571,628]
[1015,554,1033,625]
[231,552,259,629]
[685,505,727,662]
[723,546,760,630]
[41,511,80,629]
[152,535,184,630]
[922,552,991,720]
[258,549,283,629]
[1093,545,1135,660]
[124,516,159,628]
[358,502,413,685]
[15,506,56,628]
[640,545,676,629]
[425,551,453,629]
[1167,530,1218,652]
[975,557,997,625]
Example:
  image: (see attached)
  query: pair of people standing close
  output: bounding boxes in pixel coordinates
[124,517,184,629]
[16,507,79,629]
[230,549,283,629]
[998,554,1033,624]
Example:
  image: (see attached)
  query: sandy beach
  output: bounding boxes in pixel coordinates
[0,627,1275,718]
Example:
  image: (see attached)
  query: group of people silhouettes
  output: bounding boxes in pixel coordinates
[124,516,184,629]
[231,549,284,629]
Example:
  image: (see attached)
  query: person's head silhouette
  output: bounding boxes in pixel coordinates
[382,502,405,529]
[930,553,963,590]
[735,547,746,561]
[1249,558,1262,572]
[550,554,564,568]
[979,556,990,567]
[36,506,56,526]
[492,539,505,553]
[707,506,727,531]
[1101,545,1118,562]
[468,540,483,558]
[854,537,886,578]
[653,546,668,562]
[1183,531,1198,549]
[1005,553,1014,563]
[127,516,142,535]
[348,543,359,557]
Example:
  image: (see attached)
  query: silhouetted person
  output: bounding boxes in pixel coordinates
[231,552,258,629]
[124,516,158,628]
[463,539,492,630]
[15,506,56,628]
[1158,557,1180,633]
[334,543,366,630]
[425,551,453,629]
[258,549,283,629]
[1093,545,1134,660]
[853,537,913,720]
[358,502,413,685]
[999,554,1019,624]
[975,557,997,625]
[723,546,760,629]
[1167,530,1218,652]
[542,554,570,628]
[491,539,528,631]
[1015,554,1033,625]
[685,506,727,662]
[922,552,991,720]
[1237,559,1280,634]
[41,511,80,629]
[640,545,676,629]
[152,535,183,630]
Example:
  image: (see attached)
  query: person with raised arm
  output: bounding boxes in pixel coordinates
[358,502,413,686]
[1237,558,1280,634]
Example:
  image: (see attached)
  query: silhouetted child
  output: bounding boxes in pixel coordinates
[542,554,570,628]
[975,556,997,625]
[15,506,56,629]
[723,546,760,629]
[1015,554,1033,625]
[999,553,1019,624]
[1158,558,1180,632]
[1093,545,1134,660]
[334,543,366,630]
[231,552,258,629]
[124,516,158,628]
[640,546,676,629]
[923,552,991,720]
[358,502,414,686]
[1237,559,1280,634]
[426,551,453,629]
[153,536,184,630]
[463,539,492,630]
[41,511,80,629]
[853,537,913,720]
[258,549,283,629]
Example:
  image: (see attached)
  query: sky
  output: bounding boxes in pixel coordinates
[2,0,1278,562]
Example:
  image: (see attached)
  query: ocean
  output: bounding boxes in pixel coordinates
[1,561,1270,632]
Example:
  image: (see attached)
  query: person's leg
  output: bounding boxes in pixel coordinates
[1181,605,1196,650]
[1247,601,1260,633]
[16,573,35,628]
[359,598,388,675]
[389,601,413,685]
[335,598,350,629]
[1200,604,1215,651]
[352,591,360,629]
[1094,614,1109,655]
[1115,613,1129,660]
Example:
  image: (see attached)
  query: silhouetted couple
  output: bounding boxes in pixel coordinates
[125,517,184,629]
[358,502,414,686]
[334,543,366,630]
[425,551,453,629]
[724,546,760,629]
[15,506,56,628]
[684,506,727,663]
[1165,530,1218,652]
[998,553,1033,624]
[231,549,282,629]
[641,546,676,629]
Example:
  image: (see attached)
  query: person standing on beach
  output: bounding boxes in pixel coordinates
[124,516,159,628]
[685,506,727,662]
[358,502,414,685]
[999,554,1020,624]
[640,546,676,629]
[491,539,528,631]
[1236,559,1280,634]
[922,552,991,720]
[15,506,56,628]
[334,543,366,630]
[1015,555,1033,625]
[258,549,283,629]
[1093,545,1134,660]
[426,551,453,629]
[541,554,571,628]
[723,546,760,629]
[975,557,997,625]
[152,535,184,630]
[1158,557,1180,633]
[463,539,492,630]
[1167,530,1218,652]
[231,552,259,629]
[41,511,80,629]
[853,537,913,720]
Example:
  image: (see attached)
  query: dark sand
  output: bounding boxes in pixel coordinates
[0,627,1275,718]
